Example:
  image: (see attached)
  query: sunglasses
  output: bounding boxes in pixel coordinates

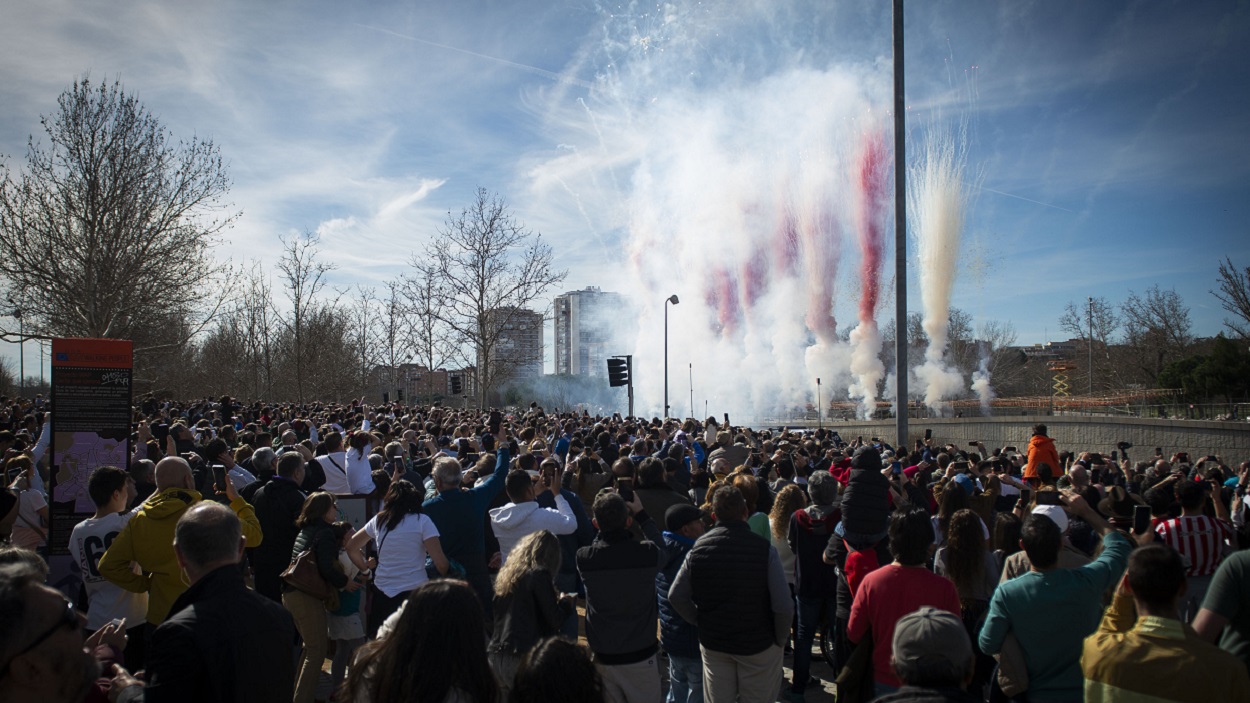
[0,598,79,677]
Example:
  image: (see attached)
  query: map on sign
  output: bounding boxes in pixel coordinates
[54,432,128,513]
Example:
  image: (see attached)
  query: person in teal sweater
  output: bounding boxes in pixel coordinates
[979,493,1134,703]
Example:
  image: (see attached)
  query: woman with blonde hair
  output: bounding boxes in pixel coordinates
[487,530,574,699]
[769,484,807,583]
[732,473,769,539]
[769,483,806,657]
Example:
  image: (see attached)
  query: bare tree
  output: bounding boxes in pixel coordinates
[275,232,336,402]
[237,261,279,399]
[1121,285,1193,383]
[413,188,566,406]
[403,266,459,402]
[1213,257,1250,339]
[346,285,379,397]
[0,76,233,350]
[1059,296,1122,391]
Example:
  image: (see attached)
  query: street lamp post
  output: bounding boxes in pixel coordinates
[664,294,679,418]
[1087,297,1094,398]
[817,377,822,430]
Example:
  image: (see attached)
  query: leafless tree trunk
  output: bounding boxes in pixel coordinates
[1060,296,1122,392]
[402,266,459,403]
[1214,257,1250,339]
[275,232,336,403]
[0,76,233,351]
[411,188,566,407]
[1121,285,1193,383]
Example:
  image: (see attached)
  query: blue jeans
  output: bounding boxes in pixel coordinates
[667,654,704,703]
[792,595,835,693]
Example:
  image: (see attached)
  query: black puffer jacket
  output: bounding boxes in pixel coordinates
[840,447,890,546]
[249,477,305,600]
[576,513,668,664]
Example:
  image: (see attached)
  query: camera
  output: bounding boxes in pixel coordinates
[1117,441,1132,451]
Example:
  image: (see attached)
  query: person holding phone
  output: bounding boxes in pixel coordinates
[489,460,578,565]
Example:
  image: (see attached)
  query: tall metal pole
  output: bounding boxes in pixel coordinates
[817,377,823,430]
[892,0,908,448]
[689,363,693,420]
[664,294,679,418]
[626,355,635,418]
[1087,296,1094,397]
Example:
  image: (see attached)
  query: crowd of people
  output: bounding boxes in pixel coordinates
[1,395,1249,703]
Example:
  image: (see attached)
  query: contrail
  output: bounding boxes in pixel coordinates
[979,185,1075,213]
[354,24,595,90]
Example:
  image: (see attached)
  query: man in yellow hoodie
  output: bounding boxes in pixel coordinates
[100,456,262,626]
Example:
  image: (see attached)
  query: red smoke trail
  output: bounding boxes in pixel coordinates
[740,246,769,311]
[702,267,740,337]
[856,129,889,320]
[801,203,839,344]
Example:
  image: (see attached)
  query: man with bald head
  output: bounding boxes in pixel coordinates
[109,503,295,703]
[100,457,262,632]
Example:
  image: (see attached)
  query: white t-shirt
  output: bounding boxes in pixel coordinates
[11,489,47,549]
[363,512,440,597]
[69,512,148,629]
[319,452,352,494]
[345,448,376,495]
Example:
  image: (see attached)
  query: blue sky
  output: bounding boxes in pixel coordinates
[1,0,1247,389]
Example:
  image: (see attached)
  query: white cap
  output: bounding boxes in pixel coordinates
[1032,504,1069,534]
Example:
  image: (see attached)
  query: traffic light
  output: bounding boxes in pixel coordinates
[607,357,630,387]
[451,375,463,395]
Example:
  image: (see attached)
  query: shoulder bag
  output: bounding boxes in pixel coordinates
[282,534,334,601]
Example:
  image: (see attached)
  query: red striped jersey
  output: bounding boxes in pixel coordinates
[1156,515,1234,576]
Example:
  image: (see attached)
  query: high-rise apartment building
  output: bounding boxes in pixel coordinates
[479,307,544,387]
[554,287,625,377]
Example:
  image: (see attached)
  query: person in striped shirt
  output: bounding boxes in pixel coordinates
[1154,478,1233,622]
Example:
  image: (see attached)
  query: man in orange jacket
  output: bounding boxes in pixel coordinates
[1025,424,1061,484]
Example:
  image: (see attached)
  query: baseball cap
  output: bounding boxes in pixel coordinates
[892,607,973,680]
[665,503,704,533]
[953,473,975,496]
[1032,504,1070,534]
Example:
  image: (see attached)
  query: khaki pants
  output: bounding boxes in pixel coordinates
[702,644,783,702]
[596,654,662,703]
[283,589,328,703]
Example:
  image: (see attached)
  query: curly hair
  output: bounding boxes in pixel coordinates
[943,509,986,601]
[936,481,970,545]
[495,530,561,598]
[769,484,807,542]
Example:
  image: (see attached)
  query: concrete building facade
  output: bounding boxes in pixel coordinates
[554,287,625,377]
